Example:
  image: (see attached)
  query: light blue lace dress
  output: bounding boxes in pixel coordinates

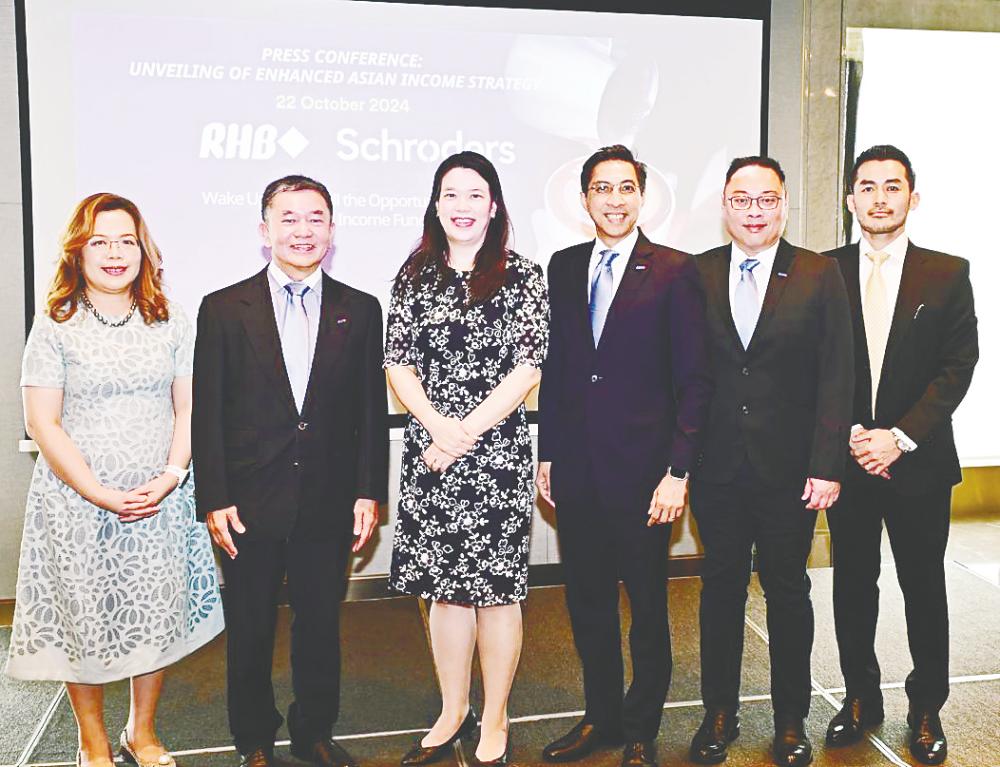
[5,303,224,683]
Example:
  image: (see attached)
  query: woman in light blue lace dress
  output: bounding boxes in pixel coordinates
[6,193,223,767]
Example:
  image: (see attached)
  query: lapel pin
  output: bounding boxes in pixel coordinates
[635,264,647,271]
[336,316,349,325]
[777,272,788,278]
[913,304,925,319]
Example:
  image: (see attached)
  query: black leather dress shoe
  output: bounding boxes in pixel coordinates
[290,737,358,767]
[907,709,947,765]
[825,697,884,746]
[621,741,657,767]
[542,720,623,762]
[401,709,478,766]
[772,718,812,767]
[239,748,274,767]
[690,709,740,764]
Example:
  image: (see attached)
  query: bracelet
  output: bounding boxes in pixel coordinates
[164,464,189,484]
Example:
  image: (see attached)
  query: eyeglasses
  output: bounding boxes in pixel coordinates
[727,194,782,211]
[588,181,639,197]
[85,236,140,253]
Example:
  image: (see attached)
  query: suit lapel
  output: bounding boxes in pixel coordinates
[239,268,298,418]
[598,230,654,349]
[746,239,795,353]
[300,274,349,416]
[838,244,873,417]
[565,242,595,351]
[703,246,742,350]
[882,242,926,370]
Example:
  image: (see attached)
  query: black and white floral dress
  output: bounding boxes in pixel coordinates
[384,253,549,606]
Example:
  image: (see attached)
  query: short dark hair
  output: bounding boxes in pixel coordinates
[849,144,915,192]
[725,156,786,187]
[261,174,333,220]
[580,145,647,193]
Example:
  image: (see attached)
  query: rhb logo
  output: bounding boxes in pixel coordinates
[199,123,310,160]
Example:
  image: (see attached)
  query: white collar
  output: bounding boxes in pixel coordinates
[860,232,909,262]
[268,260,323,291]
[592,227,641,262]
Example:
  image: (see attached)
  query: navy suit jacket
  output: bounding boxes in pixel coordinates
[538,229,712,514]
[825,241,978,495]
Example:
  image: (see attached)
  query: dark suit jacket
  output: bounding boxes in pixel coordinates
[695,239,854,486]
[537,229,712,513]
[192,267,388,539]
[825,241,978,495]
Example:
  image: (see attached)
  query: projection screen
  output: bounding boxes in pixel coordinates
[20,0,765,413]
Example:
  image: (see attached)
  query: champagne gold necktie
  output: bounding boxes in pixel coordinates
[863,251,890,416]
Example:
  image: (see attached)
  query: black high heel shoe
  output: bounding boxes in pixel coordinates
[401,708,478,766]
[474,726,511,767]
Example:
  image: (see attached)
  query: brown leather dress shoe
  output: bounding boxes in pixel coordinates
[825,697,884,746]
[290,738,358,767]
[621,741,656,767]
[542,720,623,762]
[239,748,274,767]
[907,709,947,765]
[690,709,740,764]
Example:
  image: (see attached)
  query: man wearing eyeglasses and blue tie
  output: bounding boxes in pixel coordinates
[192,175,388,767]
[536,145,712,767]
[688,157,853,767]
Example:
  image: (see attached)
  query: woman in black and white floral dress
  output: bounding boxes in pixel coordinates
[385,152,548,766]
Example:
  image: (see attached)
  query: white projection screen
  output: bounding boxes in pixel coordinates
[20,0,765,414]
[851,28,999,466]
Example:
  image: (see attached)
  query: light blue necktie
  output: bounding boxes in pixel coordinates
[281,282,311,413]
[590,248,619,345]
[733,258,761,349]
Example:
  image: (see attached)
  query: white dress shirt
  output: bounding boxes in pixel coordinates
[728,240,778,328]
[587,227,640,302]
[267,260,323,375]
[855,232,917,450]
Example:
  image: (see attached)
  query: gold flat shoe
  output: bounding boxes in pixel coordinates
[119,730,176,767]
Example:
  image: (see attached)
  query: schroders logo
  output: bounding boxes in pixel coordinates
[198,123,310,160]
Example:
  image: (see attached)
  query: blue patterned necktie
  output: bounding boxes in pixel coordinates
[281,282,311,413]
[590,248,619,345]
[733,257,761,349]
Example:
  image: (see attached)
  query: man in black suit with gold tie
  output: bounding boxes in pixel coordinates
[823,145,978,765]
[536,145,713,767]
[192,175,388,767]
[689,156,854,767]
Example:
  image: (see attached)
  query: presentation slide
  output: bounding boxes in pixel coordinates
[23,1,762,411]
[853,27,999,465]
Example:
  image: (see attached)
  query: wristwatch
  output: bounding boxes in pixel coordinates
[667,466,689,481]
[164,464,190,484]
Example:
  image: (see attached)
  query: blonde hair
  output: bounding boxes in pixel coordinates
[47,192,169,324]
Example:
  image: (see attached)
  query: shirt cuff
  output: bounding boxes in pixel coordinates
[890,427,918,452]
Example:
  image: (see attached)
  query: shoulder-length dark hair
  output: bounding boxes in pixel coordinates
[47,192,169,324]
[400,151,511,306]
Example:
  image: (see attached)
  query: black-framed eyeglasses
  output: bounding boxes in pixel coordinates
[727,194,782,211]
[588,181,639,197]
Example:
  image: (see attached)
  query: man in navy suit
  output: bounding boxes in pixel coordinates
[536,145,712,767]
[689,156,854,767]
[823,145,978,765]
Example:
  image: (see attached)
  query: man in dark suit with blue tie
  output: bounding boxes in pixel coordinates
[192,175,388,767]
[823,145,978,765]
[688,157,854,767]
[536,145,713,767]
